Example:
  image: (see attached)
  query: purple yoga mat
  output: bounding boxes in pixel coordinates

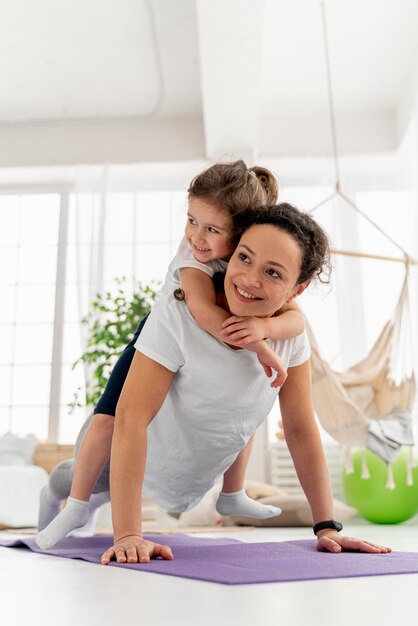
[1,534,417,585]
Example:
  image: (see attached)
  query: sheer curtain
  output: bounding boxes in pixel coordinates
[75,169,107,420]
[59,165,187,442]
[58,168,108,442]
[398,111,418,383]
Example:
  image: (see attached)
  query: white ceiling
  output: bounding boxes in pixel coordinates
[1,0,418,166]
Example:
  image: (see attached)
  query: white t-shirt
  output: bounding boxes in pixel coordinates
[135,292,311,513]
[159,236,228,297]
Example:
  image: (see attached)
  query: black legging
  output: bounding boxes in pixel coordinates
[93,313,149,416]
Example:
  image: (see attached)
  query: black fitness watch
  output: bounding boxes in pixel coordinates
[313,520,343,536]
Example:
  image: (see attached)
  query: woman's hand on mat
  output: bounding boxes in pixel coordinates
[316,531,392,554]
[101,534,174,565]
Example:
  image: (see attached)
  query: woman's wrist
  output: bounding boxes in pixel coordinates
[114,532,143,542]
[313,520,343,538]
[315,528,339,539]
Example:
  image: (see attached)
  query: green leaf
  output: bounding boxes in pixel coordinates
[68,277,159,414]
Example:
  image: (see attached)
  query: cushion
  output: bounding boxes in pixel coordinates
[0,433,38,465]
[224,494,357,527]
[178,484,223,527]
[177,480,286,527]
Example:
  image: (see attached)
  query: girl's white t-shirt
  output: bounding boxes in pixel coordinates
[158,236,228,297]
[135,293,311,513]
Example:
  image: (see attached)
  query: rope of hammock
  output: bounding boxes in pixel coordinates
[331,248,416,266]
[311,0,417,267]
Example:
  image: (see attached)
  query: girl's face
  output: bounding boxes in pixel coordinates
[185,198,235,263]
[224,224,309,318]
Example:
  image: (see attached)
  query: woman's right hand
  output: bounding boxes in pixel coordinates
[101,534,174,565]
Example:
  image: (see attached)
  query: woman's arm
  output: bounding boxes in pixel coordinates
[279,360,334,523]
[279,360,391,554]
[101,351,176,565]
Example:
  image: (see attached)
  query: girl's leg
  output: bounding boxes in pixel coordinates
[36,313,150,549]
[70,413,114,501]
[69,313,150,502]
[221,434,255,493]
[36,413,113,549]
[216,434,282,519]
[37,459,75,531]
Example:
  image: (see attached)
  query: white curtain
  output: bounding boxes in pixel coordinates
[72,166,109,413]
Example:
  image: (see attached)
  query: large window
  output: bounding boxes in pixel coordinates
[0,193,60,439]
[1,189,186,442]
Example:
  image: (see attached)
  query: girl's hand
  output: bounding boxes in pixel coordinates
[220,316,268,346]
[316,530,392,554]
[255,343,287,388]
[101,534,174,565]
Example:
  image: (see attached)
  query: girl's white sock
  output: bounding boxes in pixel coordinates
[215,489,281,519]
[35,497,89,550]
[68,491,110,538]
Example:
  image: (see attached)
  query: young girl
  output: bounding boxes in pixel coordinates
[36,161,305,550]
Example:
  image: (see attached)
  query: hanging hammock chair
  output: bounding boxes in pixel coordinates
[307,269,416,468]
[300,1,418,472]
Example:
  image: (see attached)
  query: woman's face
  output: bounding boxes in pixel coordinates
[224,224,309,318]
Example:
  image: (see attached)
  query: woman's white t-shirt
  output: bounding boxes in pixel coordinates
[135,292,311,513]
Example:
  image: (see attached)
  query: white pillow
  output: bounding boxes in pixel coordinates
[0,465,49,527]
[0,433,38,465]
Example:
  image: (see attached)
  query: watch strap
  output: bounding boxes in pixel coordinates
[313,520,343,535]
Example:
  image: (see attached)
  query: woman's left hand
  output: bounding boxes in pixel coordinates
[316,530,392,554]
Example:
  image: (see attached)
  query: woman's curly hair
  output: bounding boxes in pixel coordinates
[234,203,332,286]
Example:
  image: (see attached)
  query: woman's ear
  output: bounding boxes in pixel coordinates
[286,279,311,304]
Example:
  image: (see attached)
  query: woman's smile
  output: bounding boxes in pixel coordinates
[233,284,263,302]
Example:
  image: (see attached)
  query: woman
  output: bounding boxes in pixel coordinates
[99,203,390,564]
[36,160,300,551]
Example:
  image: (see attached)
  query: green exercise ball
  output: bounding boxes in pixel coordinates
[342,448,418,524]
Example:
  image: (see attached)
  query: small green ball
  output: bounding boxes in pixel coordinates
[342,448,418,524]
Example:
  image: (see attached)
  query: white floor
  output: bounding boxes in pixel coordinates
[1,521,418,626]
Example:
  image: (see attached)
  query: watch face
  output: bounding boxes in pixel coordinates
[333,521,343,532]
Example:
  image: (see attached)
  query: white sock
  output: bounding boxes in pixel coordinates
[68,509,100,538]
[68,491,110,538]
[216,489,282,519]
[37,486,62,532]
[35,497,89,550]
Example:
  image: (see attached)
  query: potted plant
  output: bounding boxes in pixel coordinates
[70,278,159,412]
